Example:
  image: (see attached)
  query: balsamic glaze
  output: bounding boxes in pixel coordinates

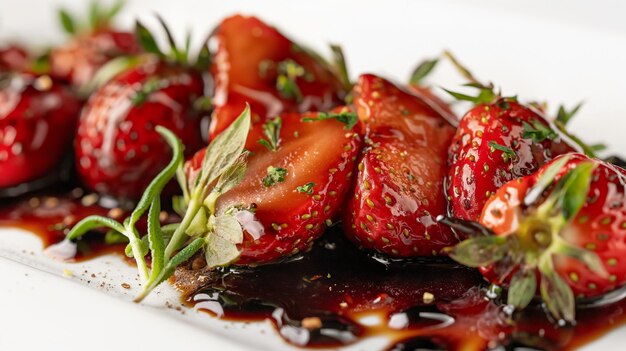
[1,186,626,350]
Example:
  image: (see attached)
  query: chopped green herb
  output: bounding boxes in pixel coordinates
[522,120,557,143]
[263,166,287,187]
[258,116,282,151]
[302,111,358,130]
[296,182,315,195]
[488,141,517,162]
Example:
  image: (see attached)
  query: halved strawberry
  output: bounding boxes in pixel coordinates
[446,153,626,323]
[49,1,140,88]
[185,108,361,264]
[446,91,576,222]
[343,74,457,257]
[0,73,81,188]
[74,20,208,201]
[209,15,345,139]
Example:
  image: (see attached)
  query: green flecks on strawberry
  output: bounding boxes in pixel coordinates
[296,182,315,195]
[262,166,287,187]
[258,116,282,151]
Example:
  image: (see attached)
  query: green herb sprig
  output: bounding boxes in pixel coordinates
[67,106,252,301]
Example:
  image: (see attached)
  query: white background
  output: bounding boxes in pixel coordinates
[1,1,625,350]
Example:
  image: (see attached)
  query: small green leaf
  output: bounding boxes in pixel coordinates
[522,120,557,143]
[156,15,181,62]
[302,111,358,130]
[135,21,163,56]
[205,233,241,268]
[556,102,583,126]
[409,58,438,85]
[296,182,315,195]
[258,116,282,151]
[59,9,77,35]
[214,214,244,244]
[197,105,251,189]
[275,59,307,102]
[442,86,496,105]
[488,141,517,162]
[538,257,575,323]
[330,44,351,90]
[262,166,287,187]
[560,162,596,220]
[507,269,537,310]
[449,235,510,267]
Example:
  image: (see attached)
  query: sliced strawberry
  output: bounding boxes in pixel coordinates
[343,74,457,257]
[0,73,81,188]
[75,57,205,200]
[209,15,345,139]
[186,109,361,265]
[446,97,576,222]
[447,153,626,323]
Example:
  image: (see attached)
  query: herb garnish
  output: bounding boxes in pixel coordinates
[263,166,287,187]
[258,116,282,151]
[302,111,358,130]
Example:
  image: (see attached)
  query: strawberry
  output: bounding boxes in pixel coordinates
[74,20,209,201]
[0,45,29,72]
[446,88,576,222]
[343,74,457,257]
[49,1,140,88]
[185,108,361,265]
[0,72,81,188]
[445,153,626,323]
[68,106,360,300]
[208,15,346,140]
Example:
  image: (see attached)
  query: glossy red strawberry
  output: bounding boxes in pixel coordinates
[185,109,361,265]
[446,93,576,222]
[209,15,345,139]
[49,2,140,87]
[75,54,205,200]
[0,73,81,188]
[447,153,626,323]
[343,74,457,257]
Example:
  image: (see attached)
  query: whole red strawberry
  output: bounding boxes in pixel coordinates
[49,1,140,88]
[74,20,208,201]
[185,108,361,265]
[0,73,81,188]
[343,74,457,257]
[447,153,626,323]
[446,88,575,222]
[209,15,346,139]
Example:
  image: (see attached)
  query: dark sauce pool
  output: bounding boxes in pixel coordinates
[2,183,626,351]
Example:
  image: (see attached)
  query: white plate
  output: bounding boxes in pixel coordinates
[1,1,626,350]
